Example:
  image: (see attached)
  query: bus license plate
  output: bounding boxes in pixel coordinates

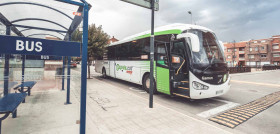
[216,90,223,95]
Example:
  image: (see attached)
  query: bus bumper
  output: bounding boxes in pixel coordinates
[189,72,231,99]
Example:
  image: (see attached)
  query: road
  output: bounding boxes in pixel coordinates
[74,65,280,134]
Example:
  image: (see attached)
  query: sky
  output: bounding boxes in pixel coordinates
[87,0,280,42]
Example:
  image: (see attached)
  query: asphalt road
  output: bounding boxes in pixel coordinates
[74,65,280,134]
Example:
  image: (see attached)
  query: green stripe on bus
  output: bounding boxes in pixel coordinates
[135,29,182,40]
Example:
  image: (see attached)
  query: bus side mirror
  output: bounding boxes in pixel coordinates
[186,33,200,52]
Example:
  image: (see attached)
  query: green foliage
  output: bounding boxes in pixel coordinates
[71,24,110,60]
[88,24,110,59]
[71,30,82,42]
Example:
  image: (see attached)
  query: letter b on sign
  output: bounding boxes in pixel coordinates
[16,40,24,51]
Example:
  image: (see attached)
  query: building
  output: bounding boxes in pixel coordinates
[224,41,246,67]
[224,35,280,67]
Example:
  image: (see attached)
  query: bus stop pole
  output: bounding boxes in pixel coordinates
[149,0,155,108]
[3,26,11,96]
[21,55,25,91]
[66,34,72,104]
[80,4,89,134]
[62,57,65,90]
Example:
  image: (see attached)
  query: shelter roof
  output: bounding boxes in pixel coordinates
[0,0,86,40]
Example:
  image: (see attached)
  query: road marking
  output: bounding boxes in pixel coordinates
[197,99,240,118]
[231,80,280,87]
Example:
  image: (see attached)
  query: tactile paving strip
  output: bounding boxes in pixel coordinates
[209,91,280,128]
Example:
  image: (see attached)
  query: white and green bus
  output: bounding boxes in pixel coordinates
[95,23,230,99]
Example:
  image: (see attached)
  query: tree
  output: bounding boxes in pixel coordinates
[71,24,110,79]
[87,24,110,78]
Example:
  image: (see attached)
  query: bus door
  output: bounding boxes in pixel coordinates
[169,40,190,98]
[108,46,116,78]
[156,43,171,95]
[109,61,116,78]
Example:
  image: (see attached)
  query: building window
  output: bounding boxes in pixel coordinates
[261,46,265,50]
[227,49,230,52]
[261,54,266,58]
[261,40,266,43]
[255,47,258,51]
[273,45,279,49]
[249,55,254,59]
[249,48,252,51]
[227,55,231,59]
[273,53,280,57]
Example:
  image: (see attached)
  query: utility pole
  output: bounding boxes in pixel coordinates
[232,40,236,67]
[258,44,261,69]
[149,0,155,108]
[248,40,251,67]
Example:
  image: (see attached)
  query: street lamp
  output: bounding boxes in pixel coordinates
[188,11,192,24]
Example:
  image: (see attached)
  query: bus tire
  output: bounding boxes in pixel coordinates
[102,68,107,78]
[143,74,157,94]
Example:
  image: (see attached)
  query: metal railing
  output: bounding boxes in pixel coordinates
[229,67,251,74]
[239,51,245,54]
[262,66,280,71]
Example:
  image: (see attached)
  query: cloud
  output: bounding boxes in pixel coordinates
[88,0,280,42]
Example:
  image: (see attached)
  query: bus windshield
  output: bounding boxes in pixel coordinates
[188,29,225,66]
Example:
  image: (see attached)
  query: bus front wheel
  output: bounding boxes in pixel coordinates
[143,74,157,94]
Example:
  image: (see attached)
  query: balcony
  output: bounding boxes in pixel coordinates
[239,51,245,54]
[239,57,245,60]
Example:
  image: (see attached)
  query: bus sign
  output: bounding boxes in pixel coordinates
[0,35,80,57]
[120,0,159,11]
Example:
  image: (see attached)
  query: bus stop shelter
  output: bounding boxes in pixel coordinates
[0,0,90,133]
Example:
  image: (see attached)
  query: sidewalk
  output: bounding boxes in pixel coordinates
[2,71,239,134]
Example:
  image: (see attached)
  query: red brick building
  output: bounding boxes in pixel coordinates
[224,35,280,67]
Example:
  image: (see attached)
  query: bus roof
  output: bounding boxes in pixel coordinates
[109,23,213,46]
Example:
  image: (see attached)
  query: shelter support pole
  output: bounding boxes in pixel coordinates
[65,56,71,104]
[66,34,72,104]
[4,26,11,96]
[21,55,25,91]
[149,0,155,108]
[80,3,89,134]
[62,57,65,90]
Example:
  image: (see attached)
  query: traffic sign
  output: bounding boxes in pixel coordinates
[0,35,80,57]
[120,0,159,11]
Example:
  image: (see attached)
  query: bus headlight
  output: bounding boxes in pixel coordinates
[192,81,209,90]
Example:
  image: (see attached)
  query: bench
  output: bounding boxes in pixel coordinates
[0,93,27,134]
[14,81,36,96]
[13,81,36,103]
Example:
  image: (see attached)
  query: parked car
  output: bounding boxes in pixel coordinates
[70,62,77,68]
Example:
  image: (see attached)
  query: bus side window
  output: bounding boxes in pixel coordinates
[157,44,168,67]
[116,43,129,60]
[142,38,150,60]
[128,40,142,60]
[108,46,116,60]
